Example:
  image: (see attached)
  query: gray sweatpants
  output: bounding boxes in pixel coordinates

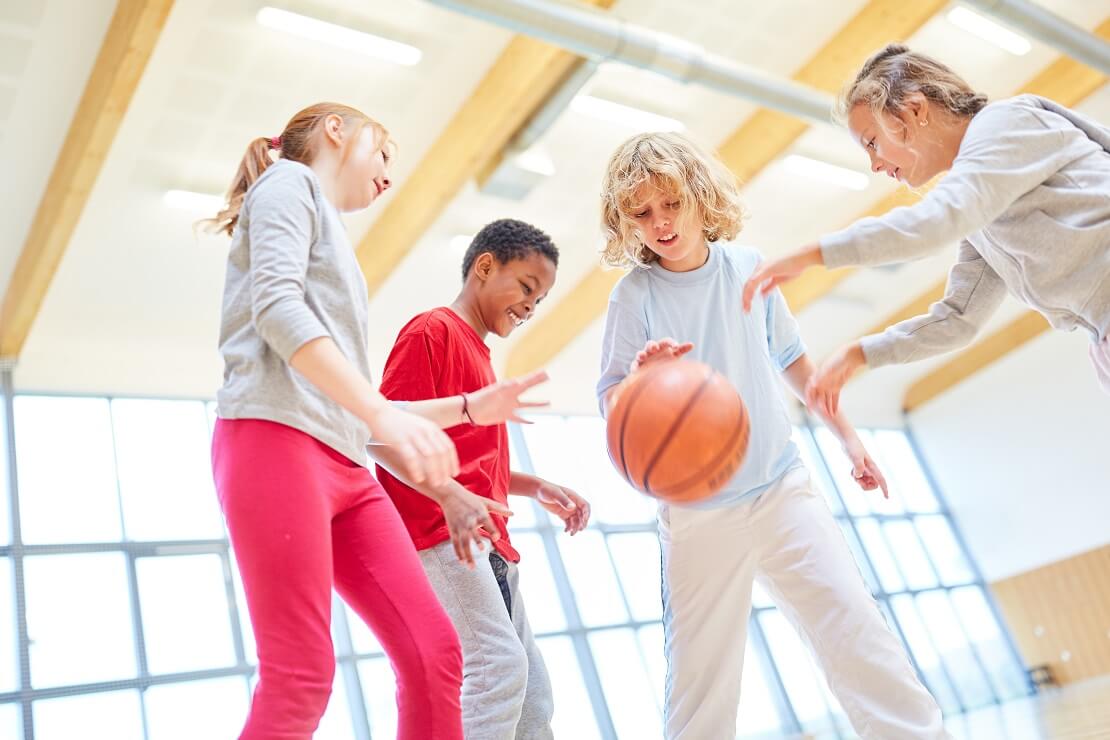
[419,541,554,740]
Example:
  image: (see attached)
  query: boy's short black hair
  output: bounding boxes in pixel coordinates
[461,218,559,281]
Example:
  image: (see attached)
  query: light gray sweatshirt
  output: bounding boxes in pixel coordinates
[820,94,1110,368]
[216,159,372,465]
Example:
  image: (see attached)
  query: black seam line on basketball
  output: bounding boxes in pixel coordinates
[617,371,656,486]
[641,366,714,495]
[655,402,746,499]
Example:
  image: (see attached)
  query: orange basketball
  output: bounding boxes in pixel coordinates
[606,359,750,503]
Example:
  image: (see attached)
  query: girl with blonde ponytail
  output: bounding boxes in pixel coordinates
[209,103,545,739]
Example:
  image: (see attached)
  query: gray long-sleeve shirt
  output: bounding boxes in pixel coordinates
[820,94,1110,367]
[216,159,372,465]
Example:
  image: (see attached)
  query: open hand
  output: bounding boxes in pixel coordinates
[536,481,591,535]
[804,342,866,418]
[742,246,823,312]
[630,338,694,373]
[368,405,459,488]
[440,489,514,569]
[467,370,550,425]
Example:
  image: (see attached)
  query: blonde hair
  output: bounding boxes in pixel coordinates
[203,102,393,236]
[600,132,746,269]
[836,44,988,132]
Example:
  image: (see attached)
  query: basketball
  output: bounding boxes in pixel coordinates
[606,359,750,503]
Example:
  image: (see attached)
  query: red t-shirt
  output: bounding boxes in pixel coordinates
[376,307,518,562]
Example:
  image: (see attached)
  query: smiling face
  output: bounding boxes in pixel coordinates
[846,97,956,188]
[334,124,393,211]
[471,250,557,338]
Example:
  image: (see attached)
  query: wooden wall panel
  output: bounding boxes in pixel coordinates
[991,545,1110,685]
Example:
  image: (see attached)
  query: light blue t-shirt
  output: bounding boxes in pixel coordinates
[596,242,805,508]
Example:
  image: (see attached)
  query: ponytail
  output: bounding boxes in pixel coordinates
[202,102,390,236]
[204,137,277,236]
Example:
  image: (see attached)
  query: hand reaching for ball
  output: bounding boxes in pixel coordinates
[630,338,695,373]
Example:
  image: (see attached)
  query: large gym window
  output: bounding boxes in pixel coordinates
[0,389,1028,739]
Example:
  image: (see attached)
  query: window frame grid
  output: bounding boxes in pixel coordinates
[0,381,1033,740]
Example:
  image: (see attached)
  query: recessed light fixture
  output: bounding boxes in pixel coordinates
[947,7,1031,56]
[782,155,869,191]
[513,146,556,177]
[570,95,684,132]
[163,190,224,212]
[257,7,422,66]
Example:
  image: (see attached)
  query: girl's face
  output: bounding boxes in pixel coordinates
[630,184,705,268]
[334,124,392,211]
[846,98,950,187]
[473,251,557,338]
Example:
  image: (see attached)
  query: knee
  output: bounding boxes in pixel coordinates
[403,615,464,691]
[496,639,530,703]
[257,647,335,720]
[470,639,530,705]
[434,626,465,689]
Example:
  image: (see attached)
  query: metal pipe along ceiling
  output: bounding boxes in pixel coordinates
[964,0,1110,76]
[426,0,836,124]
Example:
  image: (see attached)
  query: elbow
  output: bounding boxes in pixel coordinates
[250,296,320,361]
[902,317,978,362]
[597,394,611,419]
[947,316,982,348]
[598,383,620,419]
[250,299,282,347]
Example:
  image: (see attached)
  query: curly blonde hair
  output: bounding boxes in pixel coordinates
[600,132,746,269]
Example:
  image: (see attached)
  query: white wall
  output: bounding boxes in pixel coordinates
[909,329,1110,582]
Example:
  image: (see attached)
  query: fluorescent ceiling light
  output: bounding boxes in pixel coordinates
[947,7,1031,55]
[513,146,556,177]
[257,7,422,66]
[449,235,474,254]
[163,190,225,212]
[782,155,869,191]
[570,95,684,132]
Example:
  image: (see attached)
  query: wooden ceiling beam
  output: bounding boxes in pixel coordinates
[0,0,175,359]
[355,0,616,298]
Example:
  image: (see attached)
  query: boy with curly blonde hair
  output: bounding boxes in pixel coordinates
[596,132,948,739]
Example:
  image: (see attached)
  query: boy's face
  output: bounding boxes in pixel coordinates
[472,251,557,338]
[630,184,705,264]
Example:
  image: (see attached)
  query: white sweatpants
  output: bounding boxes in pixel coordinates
[659,467,949,740]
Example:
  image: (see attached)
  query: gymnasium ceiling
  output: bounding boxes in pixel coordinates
[2,0,1108,423]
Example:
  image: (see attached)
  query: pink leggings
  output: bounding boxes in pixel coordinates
[212,418,463,740]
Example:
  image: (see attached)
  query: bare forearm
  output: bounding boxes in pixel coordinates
[509,471,543,498]
[405,395,468,429]
[367,444,465,505]
[781,354,861,448]
[780,353,815,402]
[289,337,388,426]
[818,406,863,449]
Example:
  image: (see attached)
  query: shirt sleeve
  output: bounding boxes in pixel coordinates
[596,299,648,417]
[763,286,806,371]
[861,240,1008,367]
[820,102,1079,268]
[247,168,329,361]
[379,321,444,402]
